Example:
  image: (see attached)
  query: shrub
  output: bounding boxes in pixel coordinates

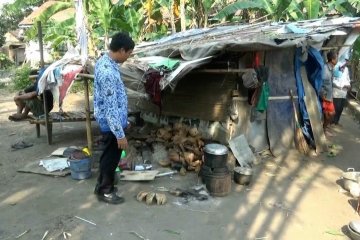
[12,64,32,91]
[0,53,14,69]
[70,80,94,95]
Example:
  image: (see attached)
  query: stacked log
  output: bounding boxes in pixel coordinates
[154,123,204,173]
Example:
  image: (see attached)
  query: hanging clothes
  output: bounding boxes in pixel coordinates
[144,69,163,108]
[59,65,83,108]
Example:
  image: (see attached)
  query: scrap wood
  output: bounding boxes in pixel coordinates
[129,231,150,240]
[74,216,96,226]
[163,229,181,235]
[63,231,71,239]
[15,229,30,239]
[136,191,167,205]
[155,171,177,177]
[41,230,49,240]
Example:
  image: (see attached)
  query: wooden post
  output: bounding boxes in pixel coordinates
[37,21,52,144]
[84,78,93,153]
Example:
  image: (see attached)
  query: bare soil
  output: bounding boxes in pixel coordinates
[0,88,360,240]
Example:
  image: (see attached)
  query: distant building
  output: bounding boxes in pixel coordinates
[1,30,25,65]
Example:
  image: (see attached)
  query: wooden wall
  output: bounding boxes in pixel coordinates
[161,72,237,121]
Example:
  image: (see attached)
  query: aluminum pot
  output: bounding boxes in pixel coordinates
[342,168,360,191]
[203,143,228,168]
[348,223,360,240]
[234,166,253,185]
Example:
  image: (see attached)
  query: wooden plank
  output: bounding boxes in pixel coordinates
[119,170,159,181]
[300,67,327,153]
[266,49,296,156]
[162,73,235,121]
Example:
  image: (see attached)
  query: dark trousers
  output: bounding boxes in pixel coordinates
[97,132,122,194]
[333,98,346,124]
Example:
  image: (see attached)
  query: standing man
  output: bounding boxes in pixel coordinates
[321,50,337,137]
[94,32,134,204]
[332,59,351,126]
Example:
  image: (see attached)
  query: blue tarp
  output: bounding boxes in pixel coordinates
[294,47,324,147]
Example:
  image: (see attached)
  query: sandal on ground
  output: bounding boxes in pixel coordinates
[11,141,33,150]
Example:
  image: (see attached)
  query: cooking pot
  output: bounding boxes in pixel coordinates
[348,223,360,240]
[203,143,228,168]
[199,165,229,184]
[342,168,360,191]
[234,166,253,185]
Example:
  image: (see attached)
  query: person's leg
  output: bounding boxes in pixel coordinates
[333,98,341,124]
[335,98,346,124]
[97,132,122,195]
[14,92,26,115]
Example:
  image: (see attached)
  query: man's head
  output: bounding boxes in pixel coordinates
[109,32,135,63]
[327,50,337,66]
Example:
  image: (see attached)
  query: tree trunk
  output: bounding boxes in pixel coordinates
[170,0,176,34]
[180,0,186,32]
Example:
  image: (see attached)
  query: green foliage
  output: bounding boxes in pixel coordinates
[69,80,94,95]
[215,1,265,20]
[353,37,360,60]
[44,18,77,49]
[0,0,44,46]
[12,65,32,91]
[303,0,320,19]
[0,53,14,70]
[0,22,6,47]
[25,1,74,41]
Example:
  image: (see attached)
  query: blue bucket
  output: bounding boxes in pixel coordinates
[68,158,92,180]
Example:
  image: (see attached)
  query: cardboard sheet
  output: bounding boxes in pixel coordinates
[18,160,70,177]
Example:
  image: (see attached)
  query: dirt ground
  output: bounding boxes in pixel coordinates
[1,88,360,240]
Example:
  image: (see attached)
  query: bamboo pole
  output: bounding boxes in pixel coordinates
[83,78,93,153]
[37,21,52,145]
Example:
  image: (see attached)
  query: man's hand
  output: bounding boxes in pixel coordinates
[117,137,128,150]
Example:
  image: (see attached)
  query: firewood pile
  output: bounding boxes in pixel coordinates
[151,123,205,173]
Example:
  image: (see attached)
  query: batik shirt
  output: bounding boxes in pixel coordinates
[94,53,128,139]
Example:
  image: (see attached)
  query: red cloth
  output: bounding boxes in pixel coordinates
[59,66,83,107]
[144,69,162,108]
[322,99,335,113]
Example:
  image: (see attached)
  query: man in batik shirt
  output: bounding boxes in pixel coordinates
[93,33,134,204]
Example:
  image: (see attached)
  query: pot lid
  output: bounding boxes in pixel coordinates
[204,143,228,155]
[350,220,360,234]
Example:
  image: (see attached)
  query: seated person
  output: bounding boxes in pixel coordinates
[9,69,53,121]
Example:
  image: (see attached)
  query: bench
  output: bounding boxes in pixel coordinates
[28,111,95,143]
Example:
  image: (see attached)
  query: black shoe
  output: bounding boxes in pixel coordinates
[94,184,118,194]
[97,192,124,204]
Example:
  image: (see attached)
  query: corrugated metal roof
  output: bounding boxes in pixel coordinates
[134,17,360,57]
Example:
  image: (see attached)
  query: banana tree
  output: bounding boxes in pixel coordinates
[86,0,131,49]
[215,0,320,22]
[25,1,73,40]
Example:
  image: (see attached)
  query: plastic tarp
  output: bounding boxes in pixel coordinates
[122,56,212,90]
[294,47,324,146]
